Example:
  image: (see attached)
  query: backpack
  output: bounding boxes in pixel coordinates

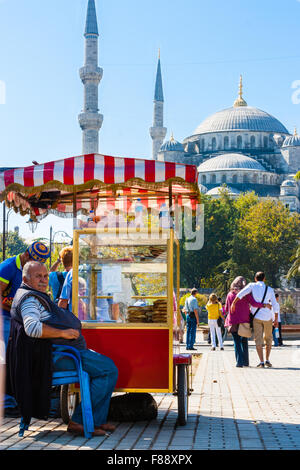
[54,272,66,303]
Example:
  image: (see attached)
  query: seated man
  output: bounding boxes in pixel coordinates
[7,260,118,437]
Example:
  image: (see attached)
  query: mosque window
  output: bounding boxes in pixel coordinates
[201,139,205,151]
[252,174,258,183]
[237,136,242,149]
[250,136,256,148]
[211,174,216,184]
[263,136,268,148]
[212,138,217,151]
[221,174,227,183]
[263,174,267,184]
[224,136,229,150]
[232,174,238,183]
[202,175,206,184]
[243,174,249,183]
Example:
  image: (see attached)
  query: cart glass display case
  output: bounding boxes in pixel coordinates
[72,228,177,392]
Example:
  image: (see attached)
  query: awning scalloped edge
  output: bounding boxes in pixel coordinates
[0,177,200,200]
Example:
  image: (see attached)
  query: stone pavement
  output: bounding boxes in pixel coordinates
[1,338,300,450]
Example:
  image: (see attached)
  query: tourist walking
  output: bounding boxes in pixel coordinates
[231,272,278,368]
[225,276,270,367]
[184,288,199,351]
[206,293,224,351]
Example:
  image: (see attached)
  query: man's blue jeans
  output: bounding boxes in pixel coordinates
[232,332,249,367]
[2,315,18,409]
[186,315,197,349]
[54,348,118,427]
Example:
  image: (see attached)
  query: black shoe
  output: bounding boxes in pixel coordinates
[4,406,21,418]
[236,365,243,368]
[186,347,197,351]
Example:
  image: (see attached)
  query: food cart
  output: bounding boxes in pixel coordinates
[0,153,200,425]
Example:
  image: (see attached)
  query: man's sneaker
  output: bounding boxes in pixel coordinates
[211,347,216,351]
[265,360,272,368]
[256,362,265,368]
[220,347,224,351]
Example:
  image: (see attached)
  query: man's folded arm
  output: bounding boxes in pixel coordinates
[21,297,79,340]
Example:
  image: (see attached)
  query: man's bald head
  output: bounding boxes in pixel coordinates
[23,261,49,293]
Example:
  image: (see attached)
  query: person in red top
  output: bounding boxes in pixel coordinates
[225,276,270,368]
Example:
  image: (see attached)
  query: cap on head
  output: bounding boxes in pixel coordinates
[27,242,50,263]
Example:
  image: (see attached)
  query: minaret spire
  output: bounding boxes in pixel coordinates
[150,51,167,160]
[233,74,248,107]
[78,0,103,154]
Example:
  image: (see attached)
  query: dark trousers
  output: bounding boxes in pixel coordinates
[272,322,283,346]
[232,332,249,367]
[186,316,197,349]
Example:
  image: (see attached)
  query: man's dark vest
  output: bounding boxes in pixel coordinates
[10,283,87,350]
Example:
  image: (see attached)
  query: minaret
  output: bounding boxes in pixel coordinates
[78,0,103,154]
[150,51,167,160]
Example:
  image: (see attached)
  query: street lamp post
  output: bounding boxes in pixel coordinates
[2,204,13,261]
[222,268,230,298]
[49,227,73,266]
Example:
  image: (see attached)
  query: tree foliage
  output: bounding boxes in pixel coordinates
[0,231,28,263]
[179,189,300,293]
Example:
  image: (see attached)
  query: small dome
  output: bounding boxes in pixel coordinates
[206,186,240,196]
[197,153,266,172]
[281,179,297,187]
[282,129,300,148]
[160,134,184,152]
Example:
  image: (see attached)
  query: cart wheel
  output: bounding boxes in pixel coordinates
[177,364,188,426]
[60,385,80,424]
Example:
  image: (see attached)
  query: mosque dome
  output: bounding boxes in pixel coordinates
[192,106,289,136]
[280,179,298,196]
[282,129,300,148]
[281,179,297,188]
[160,134,184,152]
[197,153,267,172]
[206,186,240,196]
[187,76,289,137]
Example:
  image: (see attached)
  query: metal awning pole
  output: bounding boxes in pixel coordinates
[73,190,77,232]
[169,182,174,230]
[2,202,6,261]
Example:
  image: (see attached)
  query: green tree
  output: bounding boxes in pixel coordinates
[231,199,300,287]
[0,231,28,262]
[180,188,238,287]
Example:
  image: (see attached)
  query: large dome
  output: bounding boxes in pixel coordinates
[192,106,289,136]
[198,153,267,172]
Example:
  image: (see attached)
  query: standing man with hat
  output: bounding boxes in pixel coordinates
[0,241,50,417]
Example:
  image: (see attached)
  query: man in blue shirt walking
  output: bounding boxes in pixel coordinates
[0,241,50,417]
[184,288,200,351]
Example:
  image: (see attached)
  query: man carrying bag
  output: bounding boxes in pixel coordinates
[231,272,278,368]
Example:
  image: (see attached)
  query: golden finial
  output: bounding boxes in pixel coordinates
[233,74,248,107]
[294,127,298,136]
[170,131,175,141]
[158,48,160,60]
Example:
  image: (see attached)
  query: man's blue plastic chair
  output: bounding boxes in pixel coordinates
[19,345,94,438]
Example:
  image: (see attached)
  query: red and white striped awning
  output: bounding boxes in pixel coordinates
[0,153,200,219]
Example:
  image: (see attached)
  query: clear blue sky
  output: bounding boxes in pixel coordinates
[1,0,300,240]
